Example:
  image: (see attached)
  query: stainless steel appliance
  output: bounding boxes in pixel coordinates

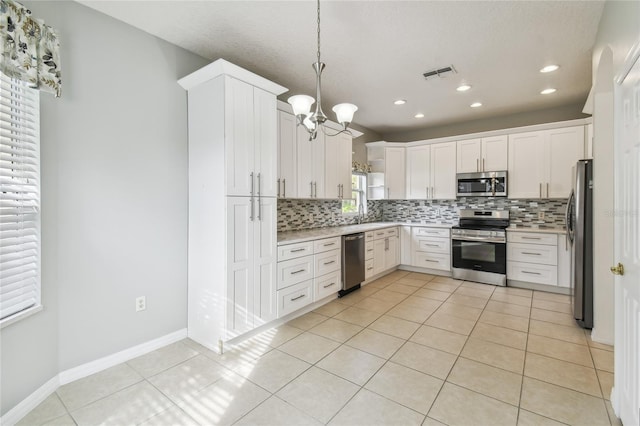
[341,233,365,296]
[566,159,593,329]
[452,209,509,286]
[457,171,508,197]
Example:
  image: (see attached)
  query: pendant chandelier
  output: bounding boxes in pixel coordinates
[287,0,358,141]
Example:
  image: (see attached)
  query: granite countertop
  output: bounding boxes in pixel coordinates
[507,225,567,234]
[277,221,454,245]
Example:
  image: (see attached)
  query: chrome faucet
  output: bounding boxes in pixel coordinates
[357,202,365,224]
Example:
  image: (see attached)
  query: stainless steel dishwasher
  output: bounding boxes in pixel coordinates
[340,233,365,296]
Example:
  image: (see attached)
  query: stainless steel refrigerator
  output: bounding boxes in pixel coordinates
[566,159,593,329]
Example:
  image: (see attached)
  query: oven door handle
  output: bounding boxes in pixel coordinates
[452,236,506,244]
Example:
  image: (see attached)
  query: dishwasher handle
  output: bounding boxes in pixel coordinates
[344,234,364,241]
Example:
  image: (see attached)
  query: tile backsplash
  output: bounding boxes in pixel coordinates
[277,197,567,232]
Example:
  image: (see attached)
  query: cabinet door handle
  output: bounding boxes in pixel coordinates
[290,294,306,301]
[539,183,542,198]
[546,182,549,198]
[522,252,542,256]
[310,181,314,198]
[250,172,255,221]
[323,242,335,247]
[290,248,306,253]
[283,179,286,198]
[314,182,317,198]
[483,158,485,172]
[323,260,336,265]
[476,158,479,172]
[277,178,281,198]
[338,184,341,199]
[367,267,374,271]
[291,269,307,275]
[424,259,438,263]
[323,282,336,289]
[522,271,541,275]
[424,243,439,247]
[257,173,262,221]
[387,187,390,199]
[521,236,541,240]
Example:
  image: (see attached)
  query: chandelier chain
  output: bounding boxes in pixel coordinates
[316,0,321,64]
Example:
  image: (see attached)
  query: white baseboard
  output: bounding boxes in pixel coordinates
[59,329,187,385]
[589,327,614,346]
[1,376,59,426]
[1,329,187,426]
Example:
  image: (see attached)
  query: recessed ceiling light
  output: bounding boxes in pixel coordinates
[414,113,425,118]
[394,99,406,105]
[541,88,557,95]
[470,102,482,108]
[540,65,559,73]
[456,84,471,92]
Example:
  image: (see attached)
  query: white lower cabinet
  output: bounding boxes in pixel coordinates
[507,231,569,289]
[276,236,342,318]
[410,227,451,271]
[369,227,399,277]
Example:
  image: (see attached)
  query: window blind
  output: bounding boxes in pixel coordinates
[0,73,40,322]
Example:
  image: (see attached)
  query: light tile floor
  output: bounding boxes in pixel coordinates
[19,271,619,426]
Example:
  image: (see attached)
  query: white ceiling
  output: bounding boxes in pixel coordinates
[78,0,604,136]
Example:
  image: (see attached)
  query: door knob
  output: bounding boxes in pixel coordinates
[610,263,624,276]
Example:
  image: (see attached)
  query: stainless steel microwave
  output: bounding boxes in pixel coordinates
[456,171,507,197]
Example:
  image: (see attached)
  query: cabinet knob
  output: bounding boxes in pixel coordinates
[610,263,624,276]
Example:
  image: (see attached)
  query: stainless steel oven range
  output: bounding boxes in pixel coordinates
[451,209,509,286]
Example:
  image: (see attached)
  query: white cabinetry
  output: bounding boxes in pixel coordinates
[457,135,507,173]
[297,129,325,198]
[179,59,287,353]
[366,227,399,278]
[508,126,584,199]
[507,231,570,289]
[385,148,406,199]
[411,227,451,271]
[276,236,342,317]
[277,110,297,198]
[406,142,456,200]
[325,132,353,199]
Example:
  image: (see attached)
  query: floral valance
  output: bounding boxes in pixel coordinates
[0,0,61,97]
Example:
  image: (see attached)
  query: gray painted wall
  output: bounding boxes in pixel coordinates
[381,102,589,142]
[1,1,208,414]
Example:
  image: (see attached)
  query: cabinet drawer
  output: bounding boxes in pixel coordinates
[414,252,451,271]
[365,241,374,260]
[277,280,314,318]
[373,229,388,240]
[278,241,314,261]
[277,255,314,289]
[365,259,375,278]
[507,232,557,246]
[415,237,450,254]
[384,227,398,238]
[508,261,557,286]
[365,231,375,242]
[315,270,341,301]
[413,227,450,238]
[315,249,341,276]
[508,243,557,265]
[314,237,341,254]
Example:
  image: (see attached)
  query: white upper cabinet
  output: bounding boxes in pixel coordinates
[385,147,406,199]
[457,135,507,173]
[325,132,353,199]
[546,126,584,198]
[253,87,278,197]
[225,78,255,196]
[406,145,430,199]
[406,142,456,200]
[456,138,481,173]
[481,135,508,172]
[430,141,457,200]
[297,128,325,198]
[508,126,584,199]
[277,110,297,198]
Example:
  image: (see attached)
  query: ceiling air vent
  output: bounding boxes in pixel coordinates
[423,65,457,79]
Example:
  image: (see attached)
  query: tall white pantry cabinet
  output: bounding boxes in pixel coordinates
[179,60,287,353]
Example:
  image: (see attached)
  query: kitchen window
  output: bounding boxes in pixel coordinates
[342,172,367,215]
[0,73,42,327]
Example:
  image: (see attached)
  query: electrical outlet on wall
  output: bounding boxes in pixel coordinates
[538,211,545,220]
[136,296,146,312]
